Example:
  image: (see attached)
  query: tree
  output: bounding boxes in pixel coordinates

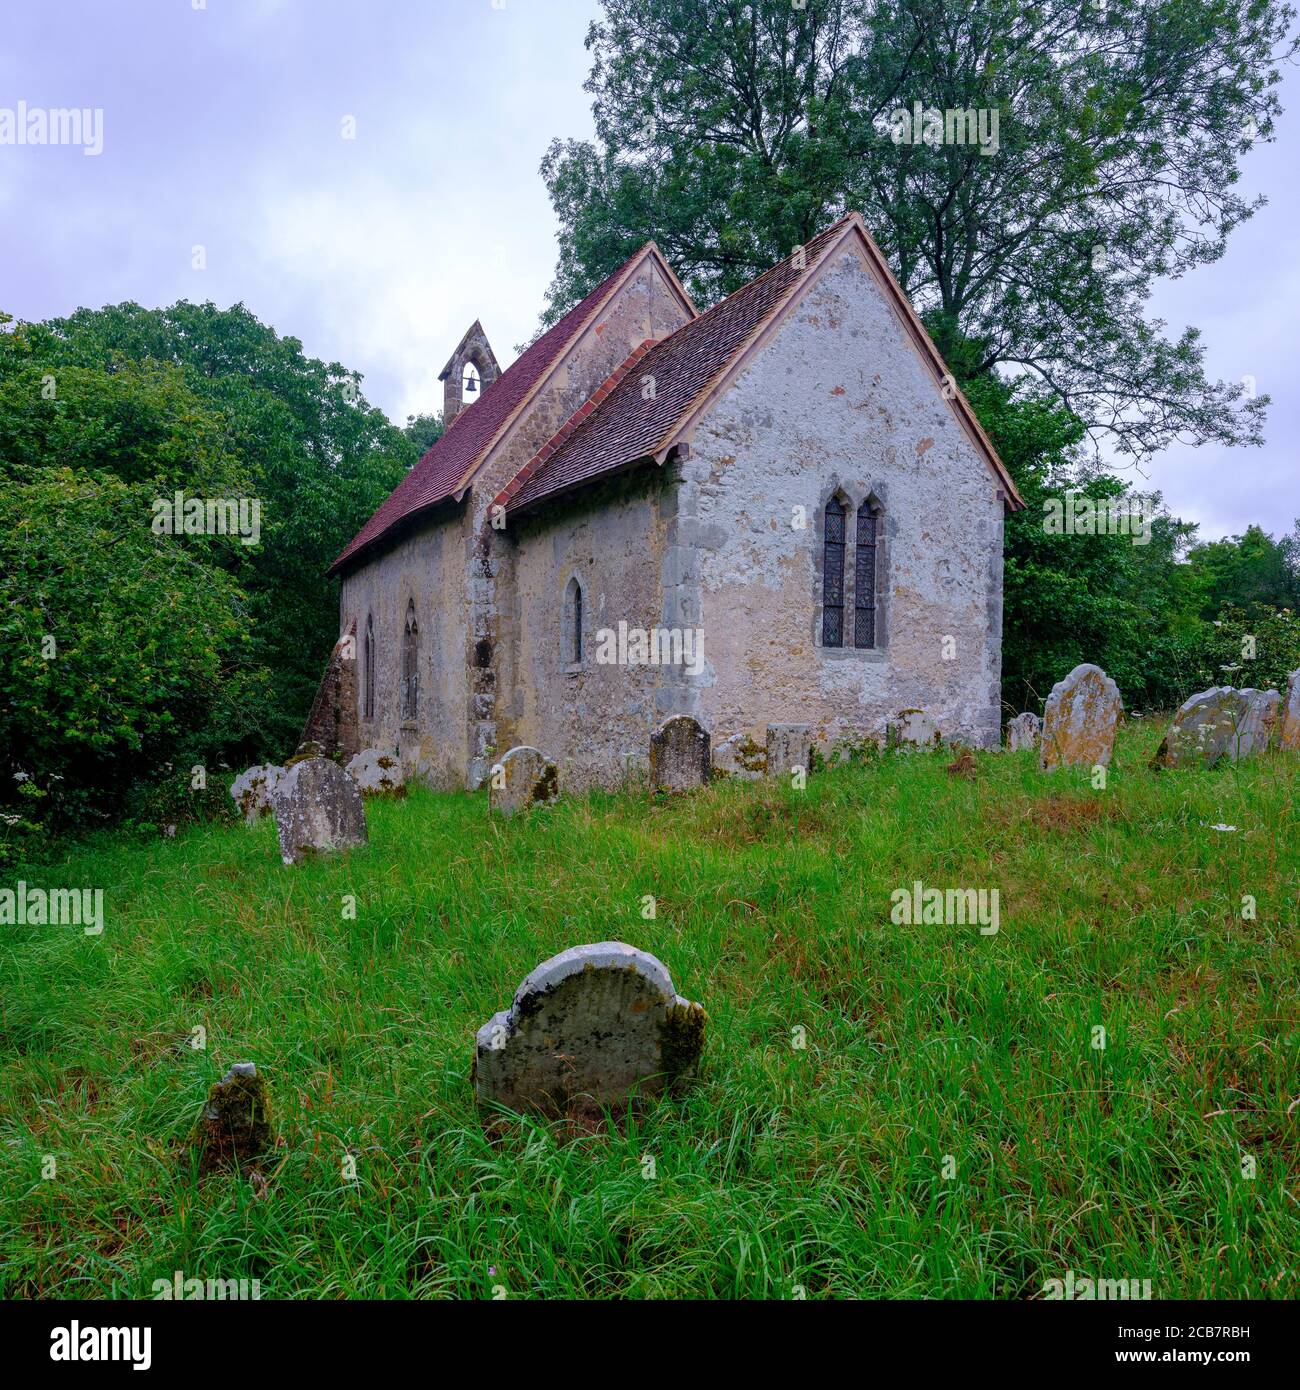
[1185,523,1300,617]
[4,301,414,762]
[541,0,1292,459]
[405,411,444,455]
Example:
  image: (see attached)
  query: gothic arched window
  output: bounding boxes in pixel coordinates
[564,575,583,665]
[822,497,847,648]
[363,612,376,719]
[855,501,879,649]
[401,600,419,720]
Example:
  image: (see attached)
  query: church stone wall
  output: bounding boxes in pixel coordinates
[502,467,680,790]
[684,246,1005,754]
[465,257,694,787]
[337,504,469,788]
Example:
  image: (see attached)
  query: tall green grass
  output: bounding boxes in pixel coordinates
[1,721,1297,1298]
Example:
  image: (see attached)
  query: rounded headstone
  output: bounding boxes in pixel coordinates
[229,764,285,825]
[346,746,406,796]
[474,941,706,1119]
[650,715,710,792]
[273,757,367,866]
[489,746,558,815]
[1040,664,1122,770]
[1006,712,1042,751]
[1152,686,1280,769]
[713,731,766,780]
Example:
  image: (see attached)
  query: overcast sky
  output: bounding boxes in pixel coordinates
[2,0,1294,541]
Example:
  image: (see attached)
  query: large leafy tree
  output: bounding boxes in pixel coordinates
[2,302,413,764]
[541,0,1292,459]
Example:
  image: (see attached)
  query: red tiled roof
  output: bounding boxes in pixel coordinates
[327,249,657,576]
[501,213,1024,517]
[501,218,853,515]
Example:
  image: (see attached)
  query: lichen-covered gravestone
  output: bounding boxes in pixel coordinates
[1151,687,1280,769]
[766,724,812,779]
[489,745,558,815]
[193,1062,274,1175]
[1006,712,1041,752]
[1039,664,1122,770]
[474,942,706,1120]
[712,731,765,780]
[887,708,941,749]
[229,764,285,825]
[273,757,367,865]
[346,746,406,796]
[650,715,710,792]
[1278,669,1300,751]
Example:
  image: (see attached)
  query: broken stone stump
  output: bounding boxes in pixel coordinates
[1277,669,1300,750]
[712,731,765,780]
[1039,664,1122,771]
[193,1062,274,1174]
[229,764,285,825]
[766,724,812,779]
[887,708,941,749]
[1151,687,1280,769]
[346,746,406,796]
[273,757,367,865]
[474,942,706,1121]
[489,746,558,815]
[650,714,710,792]
[1006,712,1041,752]
[298,622,360,760]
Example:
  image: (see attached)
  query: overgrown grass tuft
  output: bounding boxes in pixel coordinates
[2,722,1297,1299]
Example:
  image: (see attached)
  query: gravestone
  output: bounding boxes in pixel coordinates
[193,1062,274,1175]
[887,708,941,749]
[273,757,367,865]
[1277,669,1300,750]
[766,724,812,779]
[1151,687,1280,769]
[712,731,765,780]
[346,746,406,796]
[474,941,706,1119]
[489,746,558,815]
[1040,664,1122,770]
[1006,712,1041,752]
[650,715,710,791]
[229,764,284,825]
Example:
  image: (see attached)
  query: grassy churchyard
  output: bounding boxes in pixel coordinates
[1,719,1297,1300]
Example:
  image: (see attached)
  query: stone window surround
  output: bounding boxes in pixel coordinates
[560,569,589,675]
[813,481,889,660]
[400,595,419,730]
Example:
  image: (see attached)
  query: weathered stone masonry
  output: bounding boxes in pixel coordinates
[326,214,1023,790]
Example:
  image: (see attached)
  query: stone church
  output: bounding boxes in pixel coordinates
[325,212,1024,789]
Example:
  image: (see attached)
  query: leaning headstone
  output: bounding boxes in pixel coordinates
[474,941,706,1120]
[766,724,812,779]
[229,764,285,825]
[1151,687,1280,769]
[346,746,406,797]
[650,715,710,792]
[273,757,367,865]
[1040,664,1122,770]
[489,746,558,815]
[1280,669,1300,750]
[1006,712,1041,752]
[887,708,941,749]
[712,731,765,780]
[193,1062,274,1175]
